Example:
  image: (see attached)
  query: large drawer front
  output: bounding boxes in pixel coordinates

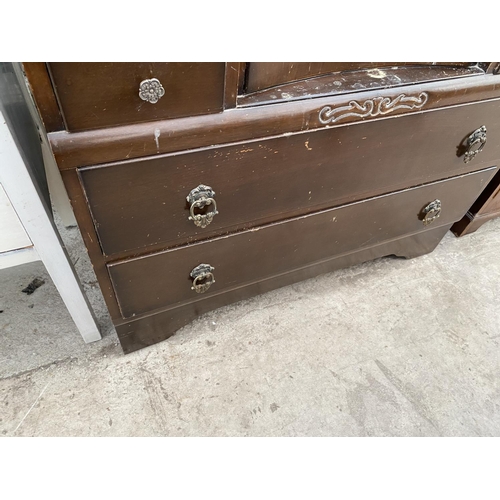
[81,99,500,257]
[107,167,495,319]
[48,63,226,131]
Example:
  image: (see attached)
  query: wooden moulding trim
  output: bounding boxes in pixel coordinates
[223,63,244,109]
[22,63,64,133]
[49,74,500,171]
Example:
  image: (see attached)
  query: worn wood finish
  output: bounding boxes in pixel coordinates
[244,63,475,93]
[108,167,495,319]
[452,168,500,236]
[47,63,226,131]
[486,62,500,74]
[239,65,485,107]
[115,225,450,353]
[224,63,244,109]
[79,100,500,258]
[246,63,400,92]
[21,63,64,133]
[48,74,500,171]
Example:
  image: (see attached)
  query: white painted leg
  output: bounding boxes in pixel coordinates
[0,110,101,343]
[12,63,77,228]
[41,142,77,227]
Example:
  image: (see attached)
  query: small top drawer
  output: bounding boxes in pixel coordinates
[47,63,226,131]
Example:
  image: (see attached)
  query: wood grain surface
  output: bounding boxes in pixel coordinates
[49,75,500,171]
[79,100,500,258]
[115,225,451,353]
[108,167,495,319]
[48,63,226,131]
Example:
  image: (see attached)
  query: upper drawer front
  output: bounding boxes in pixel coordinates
[244,62,478,93]
[107,167,495,319]
[80,99,500,257]
[48,63,226,131]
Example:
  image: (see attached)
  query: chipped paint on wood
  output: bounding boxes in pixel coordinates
[367,69,387,79]
[154,128,161,152]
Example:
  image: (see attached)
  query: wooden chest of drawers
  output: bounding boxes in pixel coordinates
[23,62,500,353]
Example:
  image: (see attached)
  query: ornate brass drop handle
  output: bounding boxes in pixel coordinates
[187,185,219,228]
[190,264,215,294]
[422,199,441,226]
[464,126,487,163]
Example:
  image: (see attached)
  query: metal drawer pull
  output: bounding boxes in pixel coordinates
[464,125,487,163]
[190,264,215,294]
[139,78,165,104]
[422,199,441,226]
[187,184,218,228]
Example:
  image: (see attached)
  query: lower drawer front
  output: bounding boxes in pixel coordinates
[108,167,495,319]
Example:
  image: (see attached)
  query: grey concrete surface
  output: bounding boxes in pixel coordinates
[0,212,116,379]
[0,216,499,436]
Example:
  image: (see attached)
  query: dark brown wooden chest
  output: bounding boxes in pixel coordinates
[23,62,500,353]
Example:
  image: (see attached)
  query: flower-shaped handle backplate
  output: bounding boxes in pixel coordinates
[139,78,165,104]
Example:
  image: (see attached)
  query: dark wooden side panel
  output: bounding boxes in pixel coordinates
[48,63,226,131]
[80,100,500,258]
[59,169,123,321]
[115,225,450,353]
[22,63,64,132]
[450,210,500,236]
[466,168,500,216]
[452,168,500,236]
[108,167,495,319]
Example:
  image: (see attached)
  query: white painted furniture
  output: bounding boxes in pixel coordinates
[0,107,101,344]
[0,182,37,268]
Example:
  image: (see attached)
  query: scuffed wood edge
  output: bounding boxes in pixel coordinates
[224,63,244,109]
[22,63,65,133]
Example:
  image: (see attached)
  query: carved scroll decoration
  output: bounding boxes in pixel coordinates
[318,92,429,124]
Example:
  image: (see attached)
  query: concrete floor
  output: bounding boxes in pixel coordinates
[0,215,499,436]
